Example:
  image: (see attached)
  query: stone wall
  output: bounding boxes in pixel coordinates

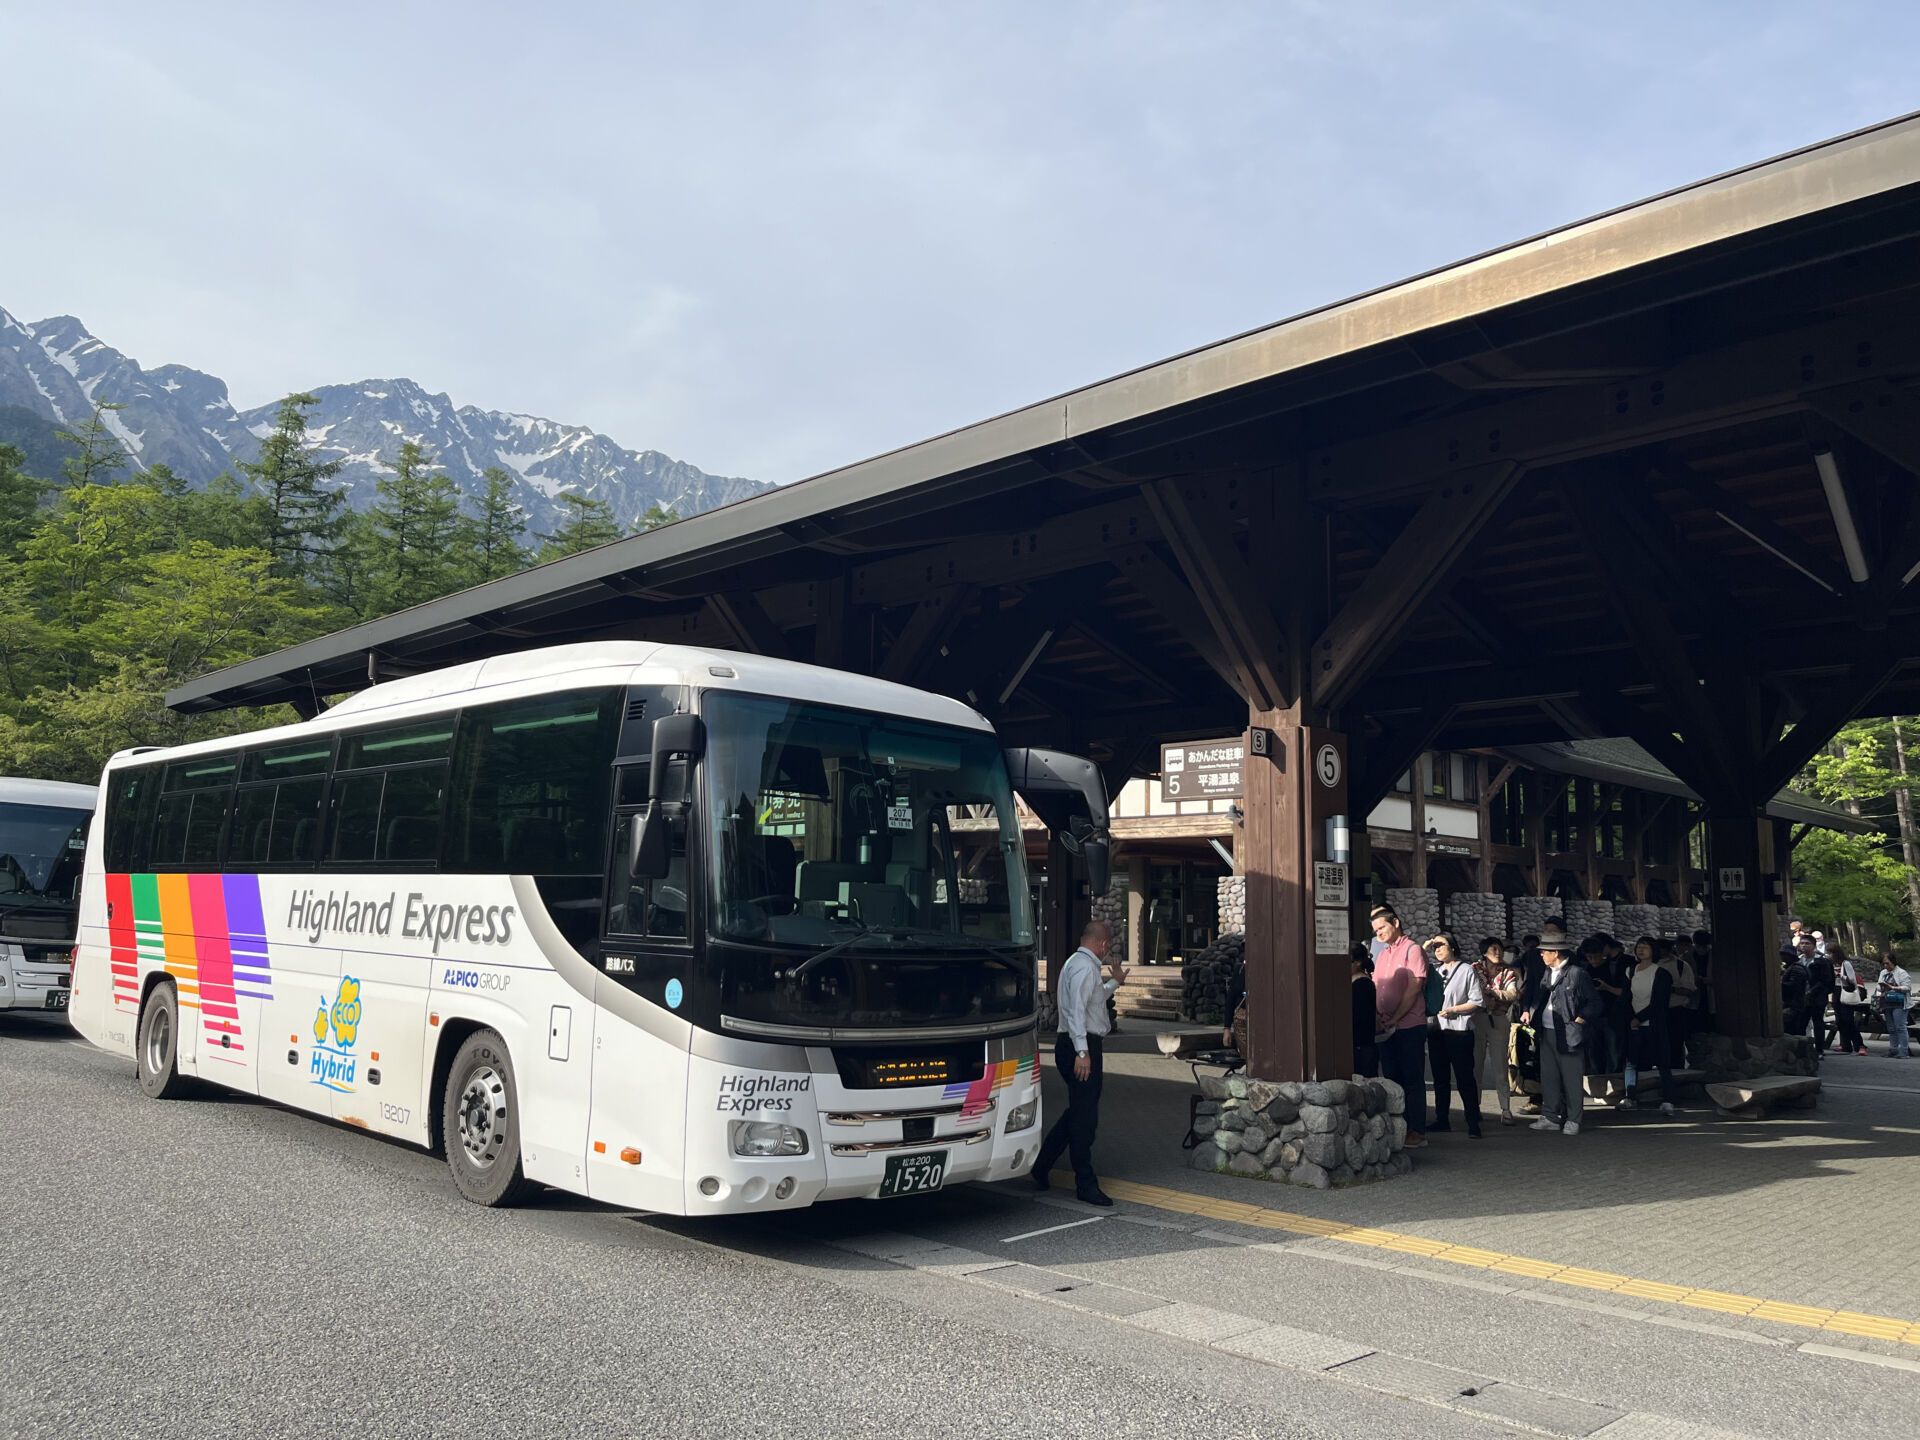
[1090,886,1126,960]
[1181,932,1243,1024]
[1690,1032,1820,1082]
[1190,1074,1413,1188]
[1563,898,1615,945]
[1509,895,1563,941]
[1384,887,1441,944]
[1443,892,1507,947]
[1612,903,1664,944]
[1216,875,1247,934]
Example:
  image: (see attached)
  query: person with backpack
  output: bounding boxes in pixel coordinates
[1875,956,1912,1058]
[1781,935,1815,1038]
[1520,931,1605,1134]
[1830,940,1868,1055]
[1804,937,1837,1052]
[1370,904,1431,1149]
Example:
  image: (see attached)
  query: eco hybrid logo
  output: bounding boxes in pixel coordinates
[311,976,362,1093]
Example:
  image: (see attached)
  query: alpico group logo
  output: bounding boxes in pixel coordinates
[311,976,363,1093]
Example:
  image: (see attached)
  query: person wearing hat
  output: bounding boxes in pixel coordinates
[1519,930,1605,1134]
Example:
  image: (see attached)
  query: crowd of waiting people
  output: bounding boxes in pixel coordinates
[1328,904,1919,1147]
[1342,905,1710,1144]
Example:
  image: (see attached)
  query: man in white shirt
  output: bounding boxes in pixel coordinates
[1030,921,1124,1206]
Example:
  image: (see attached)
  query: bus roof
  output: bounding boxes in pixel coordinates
[106,642,996,772]
[0,776,100,809]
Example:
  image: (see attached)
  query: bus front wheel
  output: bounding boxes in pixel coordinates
[442,1030,539,1207]
[136,983,193,1100]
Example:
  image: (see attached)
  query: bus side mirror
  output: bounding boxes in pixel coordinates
[628,803,671,880]
[1080,836,1111,898]
[1004,746,1113,896]
[649,713,705,804]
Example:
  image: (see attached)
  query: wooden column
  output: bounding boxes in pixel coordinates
[1243,714,1351,1082]
[1409,756,1429,889]
[1474,755,1494,893]
[1125,854,1149,969]
[1704,812,1781,1037]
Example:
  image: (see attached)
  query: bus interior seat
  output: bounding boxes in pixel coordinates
[504,815,568,872]
[641,855,690,937]
[885,863,930,920]
[247,819,273,863]
[384,816,440,863]
[842,881,908,929]
[288,817,319,861]
[759,835,798,899]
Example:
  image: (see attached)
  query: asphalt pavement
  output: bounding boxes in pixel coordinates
[3,1010,1910,1440]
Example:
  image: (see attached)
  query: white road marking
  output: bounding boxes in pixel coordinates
[1001,1215,1107,1244]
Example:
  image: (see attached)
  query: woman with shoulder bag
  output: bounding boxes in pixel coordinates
[1876,956,1912,1059]
[1829,940,1867,1055]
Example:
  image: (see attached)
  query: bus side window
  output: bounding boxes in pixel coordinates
[606,764,689,942]
[105,766,159,874]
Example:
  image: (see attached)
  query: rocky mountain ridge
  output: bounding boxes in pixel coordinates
[0,306,764,532]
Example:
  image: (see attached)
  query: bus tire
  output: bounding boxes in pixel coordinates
[442,1030,539,1207]
[136,982,193,1100]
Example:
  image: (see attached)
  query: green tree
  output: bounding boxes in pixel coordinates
[238,393,348,580]
[535,490,623,561]
[367,441,464,611]
[55,399,131,487]
[1791,828,1916,937]
[0,441,45,557]
[637,502,680,531]
[460,467,529,585]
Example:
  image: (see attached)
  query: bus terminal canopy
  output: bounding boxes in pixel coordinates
[170,113,1920,1075]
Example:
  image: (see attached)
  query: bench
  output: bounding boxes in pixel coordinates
[1166,1032,1245,1149]
[1706,1074,1822,1118]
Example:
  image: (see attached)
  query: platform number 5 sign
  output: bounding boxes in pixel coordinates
[1315,743,1342,789]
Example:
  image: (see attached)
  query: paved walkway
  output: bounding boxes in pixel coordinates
[1036,1031,1920,1356]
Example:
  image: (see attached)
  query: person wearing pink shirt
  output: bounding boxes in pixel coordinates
[1370,904,1429,1148]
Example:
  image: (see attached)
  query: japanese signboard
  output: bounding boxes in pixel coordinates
[1159,739,1244,802]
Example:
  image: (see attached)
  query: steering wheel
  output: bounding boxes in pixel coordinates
[741,893,798,915]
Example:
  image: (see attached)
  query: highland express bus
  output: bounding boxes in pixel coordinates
[0,776,96,1014]
[69,642,1109,1213]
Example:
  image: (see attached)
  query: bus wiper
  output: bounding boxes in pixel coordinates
[783,922,909,981]
[888,931,1024,955]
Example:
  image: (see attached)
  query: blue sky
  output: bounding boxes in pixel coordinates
[2,3,1915,484]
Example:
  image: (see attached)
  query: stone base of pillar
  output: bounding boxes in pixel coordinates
[1688,1032,1820,1082]
[1189,1075,1412,1189]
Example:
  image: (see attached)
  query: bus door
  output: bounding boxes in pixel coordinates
[588,757,693,1210]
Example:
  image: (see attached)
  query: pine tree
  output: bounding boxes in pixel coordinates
[55,400,131,487]
[535,491,623,561]
[637,502,680,531]
[0,441,45,557]
[460,467,530,585]
[367,440,464,611]
[238,393,347,581]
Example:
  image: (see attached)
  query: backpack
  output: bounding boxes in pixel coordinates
[1781,960,1809,1011]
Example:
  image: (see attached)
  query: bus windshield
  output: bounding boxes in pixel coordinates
[0,803,92,924]
[703,692,1033,951]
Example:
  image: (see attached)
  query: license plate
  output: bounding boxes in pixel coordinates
[45,990,69,1010]
[878,1149,947,1198]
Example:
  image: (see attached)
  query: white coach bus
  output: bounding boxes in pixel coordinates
[0,776,96,1014]
[69,642,1109,1213]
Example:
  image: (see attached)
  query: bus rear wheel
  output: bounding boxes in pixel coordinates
[136,982,193,1099]
[442,1030,539,1207]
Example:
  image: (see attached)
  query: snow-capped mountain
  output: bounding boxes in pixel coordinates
[0,307,764,532]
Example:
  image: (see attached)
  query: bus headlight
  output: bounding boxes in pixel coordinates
[1004,1099,1038,1133]
[730,1120,809,1157]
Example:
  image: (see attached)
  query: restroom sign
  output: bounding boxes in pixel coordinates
[1717,866,1747,897]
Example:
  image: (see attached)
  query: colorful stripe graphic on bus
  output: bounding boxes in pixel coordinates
[944,1053,1042,1119]
[310,975,362,1093]
[106,874,275,1064]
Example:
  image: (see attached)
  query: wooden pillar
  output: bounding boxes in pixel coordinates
[1704,811,1781,1037]
[1409,755,1429,889]
[814,575,869,673]
[1773,818,1796,920]
[1474,755,1494,893]
[1243,714,1351,1082]
[1043,834,1075,1001]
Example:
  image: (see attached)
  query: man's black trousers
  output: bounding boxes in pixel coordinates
[1034,1033,1103,1191]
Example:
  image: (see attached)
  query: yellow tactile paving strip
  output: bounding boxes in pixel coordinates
[1065,1172,1920,1348]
